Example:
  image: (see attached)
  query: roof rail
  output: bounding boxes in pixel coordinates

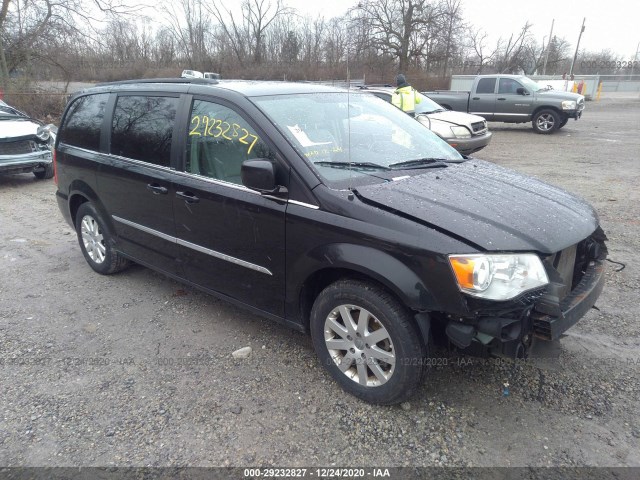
[364,83,394,88]
[96,78,219,87]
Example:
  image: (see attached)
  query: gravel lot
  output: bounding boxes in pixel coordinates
[1,97,639,469]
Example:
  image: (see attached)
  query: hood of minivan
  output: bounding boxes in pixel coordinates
[355,160,597,253]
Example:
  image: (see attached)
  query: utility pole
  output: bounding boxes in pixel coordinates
[542,19,555,75]
[631,41,640,80]
[569,18,586,76]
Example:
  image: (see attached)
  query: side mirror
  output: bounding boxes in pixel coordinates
[415,114,431,129]
[241,159,279,193]
[516,87,529,95]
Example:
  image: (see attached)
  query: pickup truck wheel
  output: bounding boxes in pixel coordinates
[33,163,54,180]
[75,203,130,275]
[310,279,426,405]
[532,109,560,134]
[558,117,569,129]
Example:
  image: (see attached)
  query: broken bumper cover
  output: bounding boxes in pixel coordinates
[0,151,53,174]
[532,259,605,340]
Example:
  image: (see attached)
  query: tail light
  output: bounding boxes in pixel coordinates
[53,149,58,185]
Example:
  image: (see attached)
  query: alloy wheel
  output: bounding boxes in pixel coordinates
[324,304,395,387]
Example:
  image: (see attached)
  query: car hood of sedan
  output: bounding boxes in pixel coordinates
[0,118,40,139]
[424,110,486,126]
[355,159,598,253]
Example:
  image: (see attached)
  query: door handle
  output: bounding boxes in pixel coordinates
[472,97,480,100]
[176,191,200,204]
[147,183,168,195]
[498,97,506,101]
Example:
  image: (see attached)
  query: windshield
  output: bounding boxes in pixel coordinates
[517,76,542,92]
[252,92,462,187]
[414,92,446,113]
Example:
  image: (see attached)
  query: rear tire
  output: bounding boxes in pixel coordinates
[310,279,426,404]
[33,164,54,179]
[75,202,130,275]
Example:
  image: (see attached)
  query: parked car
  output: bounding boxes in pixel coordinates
[426,74,585,134]
[358,85,491,155]
[55,79,607,404]
[0,100,56,179]
[181,69,203,79]
[203,72,221,80]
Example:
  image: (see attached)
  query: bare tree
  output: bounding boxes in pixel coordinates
[351,0,437,73]
[494,22,534,73]
[436,0,465,77]
[162,0,210,69]
[0,0,142,88]
[465,27,499,74]
[207,0,292,66]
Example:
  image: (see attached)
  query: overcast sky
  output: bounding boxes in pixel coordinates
[288,0,640,58]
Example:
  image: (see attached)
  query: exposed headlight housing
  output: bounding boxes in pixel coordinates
[561,100,577,110]
[36,125,50,141]
[450,126,471,138]
[448,253,549,301]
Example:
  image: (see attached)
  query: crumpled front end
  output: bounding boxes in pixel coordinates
[443,227,608,356]
[0,134,54,175]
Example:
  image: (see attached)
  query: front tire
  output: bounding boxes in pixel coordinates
[310,280,426,404]
[33,163,54,179]
[557,117,569,129]
[75,202,130,275]
[532,109,560,134]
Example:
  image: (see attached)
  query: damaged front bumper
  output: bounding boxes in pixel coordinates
[532,259,605,340]
[443,228,607,355]
[0,151,53,175]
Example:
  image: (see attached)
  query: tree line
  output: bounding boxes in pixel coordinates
[0,0,632,93]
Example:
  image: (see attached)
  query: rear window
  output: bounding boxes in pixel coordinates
[59,93,109,151]
[110,95,178,167]
[476,78,496,94]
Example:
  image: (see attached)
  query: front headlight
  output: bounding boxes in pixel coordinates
[448,253,549,301]
[36,125,50,141]
[561,100,577,110]
[450,126,471,138]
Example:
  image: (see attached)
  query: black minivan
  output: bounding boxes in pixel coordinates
[54,78,607,404]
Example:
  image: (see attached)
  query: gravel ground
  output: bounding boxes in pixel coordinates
[0,98,639,469]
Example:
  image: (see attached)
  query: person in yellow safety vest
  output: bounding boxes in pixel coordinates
[391,74,421,115]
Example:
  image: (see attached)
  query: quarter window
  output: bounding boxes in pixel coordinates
[59,93,109,151]
[476,78,496,94]
[186,100,274,185]
[111,95,178,167]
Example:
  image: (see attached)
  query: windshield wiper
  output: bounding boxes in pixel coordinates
[314,161,391,171]
[389,158,450,170]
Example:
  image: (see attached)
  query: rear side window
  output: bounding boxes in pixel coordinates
[59,93,109,151]
[111,95,178,167]
[476,78,496,94]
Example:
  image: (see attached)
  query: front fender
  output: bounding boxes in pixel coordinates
[292,243,441,314]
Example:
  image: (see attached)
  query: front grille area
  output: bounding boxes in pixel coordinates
[0,140,35,155]
[533,227,608,339]
[471,121,487,134]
